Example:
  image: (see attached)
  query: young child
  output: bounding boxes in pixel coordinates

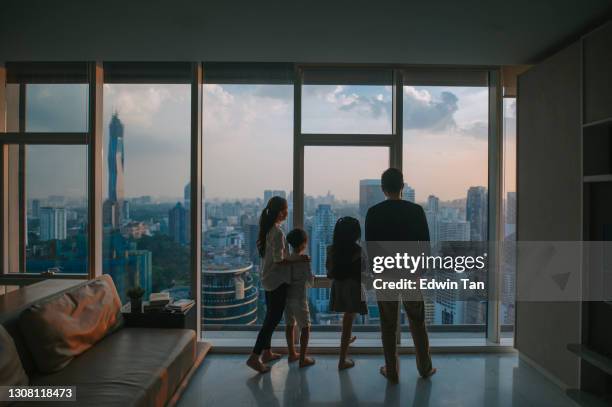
[326,217,368,370]
[284,228,315,368]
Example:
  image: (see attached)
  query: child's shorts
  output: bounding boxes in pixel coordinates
[285,299,311,330]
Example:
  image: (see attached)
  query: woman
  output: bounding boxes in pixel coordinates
[327,217,368,370]
[246,196,309,373]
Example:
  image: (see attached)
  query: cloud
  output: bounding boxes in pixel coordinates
[459,120,488,140]
[322,85,390,119]
[26,84,88,132]
[403,86,458,131]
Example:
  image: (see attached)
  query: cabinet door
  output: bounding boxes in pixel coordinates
[584,21,612,124]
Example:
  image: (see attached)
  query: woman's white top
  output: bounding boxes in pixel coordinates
[260,224,291,291]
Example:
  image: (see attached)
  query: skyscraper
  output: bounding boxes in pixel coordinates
[425,195,440,243]
[403,184,416,203]
[32,199,40,218]
[40,207,67,241]
[310,204,336,313]
[108,113,125,203]
[263,190,286,204]
[106,113,125,228]
[169,202,190,245]
[359,179,385,219]
[466,186,487,241]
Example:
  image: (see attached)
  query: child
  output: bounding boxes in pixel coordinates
[284,228,315,368]
[326,217,368,370]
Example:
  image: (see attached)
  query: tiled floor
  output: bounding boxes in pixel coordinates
[177,353,576,406]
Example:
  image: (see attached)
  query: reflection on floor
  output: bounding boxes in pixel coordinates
[177,353,575,407]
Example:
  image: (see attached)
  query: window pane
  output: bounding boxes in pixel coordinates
[103,84,191,304]
[25,145,88,273]
[302,83,392,134]
[304,146,389,325]
[202,83,293,328]
[403,85,489,328]
[502,97,517,335]
[25,84,88,132]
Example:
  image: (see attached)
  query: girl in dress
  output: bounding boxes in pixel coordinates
[326,216,368,370]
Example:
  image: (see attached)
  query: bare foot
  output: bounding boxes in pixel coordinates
[338,359,355,370]
[288,352,300,363]
[421,367,437,379]
[299,356,315,368]
[349,336,357,345]
[261,350,282,363]
[379,366,399,383]
[246,357,270,374]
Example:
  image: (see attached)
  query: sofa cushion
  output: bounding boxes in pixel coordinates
[30,328,196,407]
[19,275,122,373]
[0,324,28,386]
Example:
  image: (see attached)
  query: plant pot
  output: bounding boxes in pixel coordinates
[130,298,143,313]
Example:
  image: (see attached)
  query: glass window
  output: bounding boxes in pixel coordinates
[301,69,393,134]
[103,83,191,304]
[24,145,88,273]
[304,146,389,325]
[403,84,489,327]
[201,83,293,328]
[502,97,517,334]
[25,84,89,132]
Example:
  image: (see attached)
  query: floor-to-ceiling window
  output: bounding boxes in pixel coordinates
[2,63,90,275]
[102,63,192,303]
[402,70,489,331]
[201,64,294,330]
[502,96,517,335]
[1,62,507,345]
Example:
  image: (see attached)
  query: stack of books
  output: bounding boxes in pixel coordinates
[166,299,195,313]
[143,292,171,313]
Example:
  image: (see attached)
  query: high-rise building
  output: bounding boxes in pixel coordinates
[40,207,67,241]
[122,200,130,221]
[425,195,440,243]
[359,179,385,219]
[403,184,416,203]
[438,220,470,241]
[32,199,41,218]
[108,113,125,204]
[263,190,286,204]
[466,186,487,241]
[169,202,190,245]
[106,113,126,229]
[310,204,336,313]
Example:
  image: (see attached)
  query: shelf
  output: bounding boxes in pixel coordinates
[567,344,612,376]
[584,175,612,183]
[566,389,610,407]
[583,117,612,129]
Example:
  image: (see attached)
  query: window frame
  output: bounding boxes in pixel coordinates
[1,61,506,346]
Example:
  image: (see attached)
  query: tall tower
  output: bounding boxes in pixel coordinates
[466,186,487,241]
[108,113,125,204]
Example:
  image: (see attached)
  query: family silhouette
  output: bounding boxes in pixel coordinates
[246,168,436,383]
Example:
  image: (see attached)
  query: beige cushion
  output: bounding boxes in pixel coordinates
[19,275,122,373]
[0,324,28,386]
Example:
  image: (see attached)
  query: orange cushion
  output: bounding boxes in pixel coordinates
[19,275,122,373]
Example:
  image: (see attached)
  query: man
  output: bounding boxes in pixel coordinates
[365,167,436,383]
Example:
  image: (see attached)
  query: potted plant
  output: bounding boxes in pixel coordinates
[127,286,145,313]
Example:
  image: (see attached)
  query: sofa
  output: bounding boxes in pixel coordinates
[0,276,209,407]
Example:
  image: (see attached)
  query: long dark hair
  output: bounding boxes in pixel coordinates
[331,216,361,266]
[257,196,288,257]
